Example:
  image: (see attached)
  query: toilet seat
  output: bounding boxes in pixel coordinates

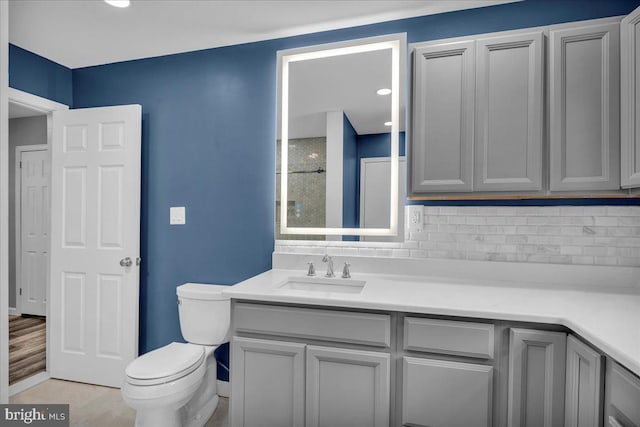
[126,342,205,386]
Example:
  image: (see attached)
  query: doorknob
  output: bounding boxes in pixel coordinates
[120,257,133,267]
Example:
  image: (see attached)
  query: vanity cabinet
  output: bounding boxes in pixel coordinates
[549,22,621,191]
[230,303,392,427]
[410,30,543,194]
[230,301,640,427]
[621,5,640,188]
[564,335,604,427]
[507,328,567,427]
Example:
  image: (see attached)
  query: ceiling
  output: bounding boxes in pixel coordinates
[9,0,517,69]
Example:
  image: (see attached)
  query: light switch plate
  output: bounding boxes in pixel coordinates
[170,206,186,225]
[406,205,423,233]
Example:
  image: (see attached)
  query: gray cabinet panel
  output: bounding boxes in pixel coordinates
[230,337,305,427]
[411,40,475,193]
[306,345,390,427]
[605,361,640,427]
[565,335,603,427]
[550,22,621,191]
[233,302,391,347]
[402,357,493,427]
[404,317,494,359]
[507,328,567,427]
[621,6,640,188]
[475,32,544,191]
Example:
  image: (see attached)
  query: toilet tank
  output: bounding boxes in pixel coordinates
[177,283,230,345]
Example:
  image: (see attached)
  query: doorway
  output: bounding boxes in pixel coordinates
[9,108,48,386]
[5,88,68,395]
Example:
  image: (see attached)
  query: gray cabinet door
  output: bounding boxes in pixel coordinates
[411,40,475,193]
[621,6,640,188]
[605,361,640,427]
[475,31,544,191]
[508,328,567,427]
[230,337,305,427]
[550,22,621,191]
[402,357,493,427]
[306,345,390,427]
[565,335,603,427]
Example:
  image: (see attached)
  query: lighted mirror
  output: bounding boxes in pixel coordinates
[276,33,407,240]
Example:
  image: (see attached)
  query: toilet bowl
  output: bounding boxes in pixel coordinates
[122,283,230,427]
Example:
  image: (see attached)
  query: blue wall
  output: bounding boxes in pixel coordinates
[68,0,640,354]
[342,113,358,235]
[9,44,73,106]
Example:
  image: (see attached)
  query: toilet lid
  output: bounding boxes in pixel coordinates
[126,342,204,385]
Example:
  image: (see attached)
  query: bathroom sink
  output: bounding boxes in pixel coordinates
[277,276,366,294]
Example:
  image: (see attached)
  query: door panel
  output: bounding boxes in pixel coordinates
[508,328,567,427]
[550,23,621,191]
[621,6,640,187]
[230,337,305,427]
[475,31,543,191]
[565,335,603,427]
[306,345,390,427]
[50,105,141,387]
[20,149,49,316]
[411,41,474,193]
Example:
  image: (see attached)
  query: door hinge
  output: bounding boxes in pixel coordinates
[19,288,22,296]
[19,161,22,169]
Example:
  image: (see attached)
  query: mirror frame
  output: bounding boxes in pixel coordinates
[276,33,407,237]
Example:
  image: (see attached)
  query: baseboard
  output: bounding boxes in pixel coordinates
[9,372,50,396]
[217,379,230,398]
[8,307,18,316]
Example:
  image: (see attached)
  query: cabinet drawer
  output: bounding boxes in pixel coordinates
[233,303,391,347]
[607,362,640,427]
[404,317,494,359]
[402,357,493,427]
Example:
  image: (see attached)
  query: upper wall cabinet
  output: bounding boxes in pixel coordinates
[411,40,475,192]
[621,6,640,188]
[549,22,621,191]
[475,32,544,191]
[410,29,544,195]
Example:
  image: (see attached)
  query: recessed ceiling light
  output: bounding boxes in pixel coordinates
[105,0,130,8]
[377,88,392,96]
[384,121,392,127]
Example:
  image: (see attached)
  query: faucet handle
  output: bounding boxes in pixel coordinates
[342,262,351,279]
[307,262,316,277]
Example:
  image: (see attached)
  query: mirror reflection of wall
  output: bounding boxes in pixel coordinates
[276,34,407,241]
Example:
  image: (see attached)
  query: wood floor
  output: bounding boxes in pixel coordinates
[9,315,46,385]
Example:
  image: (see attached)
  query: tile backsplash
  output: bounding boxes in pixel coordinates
[275,205,640,267]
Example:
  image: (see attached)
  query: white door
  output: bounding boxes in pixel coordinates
[49,105,141,387]
[19,149,50,316]
[360,157,405,242]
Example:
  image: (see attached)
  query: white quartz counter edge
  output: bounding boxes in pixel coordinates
[223,269,640,378]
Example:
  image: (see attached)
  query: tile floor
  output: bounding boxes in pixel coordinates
[10,379,229,427]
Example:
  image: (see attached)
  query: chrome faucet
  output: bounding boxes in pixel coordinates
[342,262,351,279]
[322,254,334,277]
[307,262,316,277]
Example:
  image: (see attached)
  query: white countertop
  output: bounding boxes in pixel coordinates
[224,260,640,377]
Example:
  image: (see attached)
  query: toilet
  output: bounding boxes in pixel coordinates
[122,283,230,427]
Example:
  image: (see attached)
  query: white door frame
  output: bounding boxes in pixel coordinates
[1,0,9,405]
[2,88,68,398]
[14,144,50,317]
